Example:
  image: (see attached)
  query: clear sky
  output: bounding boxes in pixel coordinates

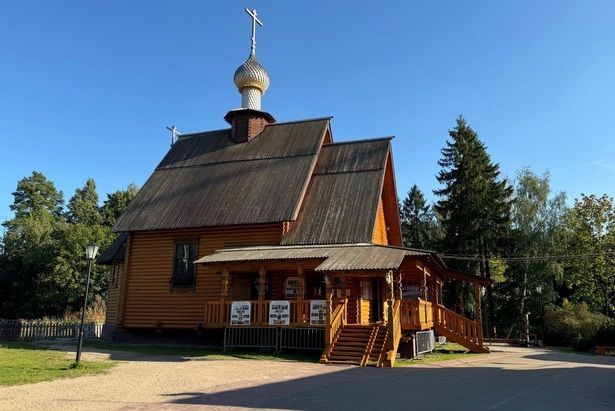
[1,1,614,222]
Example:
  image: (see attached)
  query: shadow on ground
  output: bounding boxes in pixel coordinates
[162,350,615,411]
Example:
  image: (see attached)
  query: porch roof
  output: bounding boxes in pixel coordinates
[194,243,430,271]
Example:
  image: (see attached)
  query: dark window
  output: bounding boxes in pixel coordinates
[172,242,197,287]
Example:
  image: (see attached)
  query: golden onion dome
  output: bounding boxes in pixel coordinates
[233,53,270,94]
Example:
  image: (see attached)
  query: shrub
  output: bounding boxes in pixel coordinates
[543,300,611,350]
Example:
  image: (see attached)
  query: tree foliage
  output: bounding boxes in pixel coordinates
[434,116,513,322]
[67,178,102,225]
[0,172,137,318]
[9,171,64,219]
[492,168,567,327]
[101,183,138,227]
[400,184,439,249]
[434,116,513,268]
[563,194,615,316]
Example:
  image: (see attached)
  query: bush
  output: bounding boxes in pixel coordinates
[543,300,612,350]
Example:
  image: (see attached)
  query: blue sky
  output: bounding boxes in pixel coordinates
[1,1,614,222]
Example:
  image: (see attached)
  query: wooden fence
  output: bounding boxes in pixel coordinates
[0,319,103,341]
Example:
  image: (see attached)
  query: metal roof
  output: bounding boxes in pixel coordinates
[281,138,391,245]
[195,243,429,271]
[97,232,128,265]
[114,119,329,232]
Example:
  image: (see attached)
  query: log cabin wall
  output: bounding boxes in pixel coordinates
[372,197,389,245]
[120,223,284,329]
[104,263,122,325]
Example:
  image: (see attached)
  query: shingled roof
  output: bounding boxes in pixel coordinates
[114,118,330,232]
[280,138,391,245]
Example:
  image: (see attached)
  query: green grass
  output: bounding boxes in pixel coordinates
[395,342,487,367]
[83,340,320,362]
[0,341,114,386]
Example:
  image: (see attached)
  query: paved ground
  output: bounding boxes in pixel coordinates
[1,345,614,410]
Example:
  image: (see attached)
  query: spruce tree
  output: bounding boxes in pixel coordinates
[434,117,513,329]
[400,184,437,249]
[67,178,102,225]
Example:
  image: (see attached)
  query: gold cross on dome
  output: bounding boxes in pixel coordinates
[245,8,263,55]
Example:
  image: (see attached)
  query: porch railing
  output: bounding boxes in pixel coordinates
[204,300,323,328]
[434,304,483,346]
[400,299,434,330]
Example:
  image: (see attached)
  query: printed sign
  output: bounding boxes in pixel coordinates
[268,300,290,325]
[285,277,301,299]
[310,300,327,325]
[230,301,251,325]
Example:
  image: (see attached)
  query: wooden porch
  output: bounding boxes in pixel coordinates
[195,251,491,366]
[204,300,320,328]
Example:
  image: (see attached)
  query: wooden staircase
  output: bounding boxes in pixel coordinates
[434,304,489,353]
[321,324,389,367]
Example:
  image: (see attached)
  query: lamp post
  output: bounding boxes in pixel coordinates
[75,242,99,364]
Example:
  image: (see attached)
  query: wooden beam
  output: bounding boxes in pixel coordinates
[221,266,229,301]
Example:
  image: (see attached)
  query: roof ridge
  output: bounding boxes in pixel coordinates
[322,136,393,147]
[177,128,230,139]
[312,167,385,176]
[269,116,333,126]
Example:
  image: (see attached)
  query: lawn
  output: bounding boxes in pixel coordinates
[84,340,320,362]
[0,341,114,386]
[395,342,487,366]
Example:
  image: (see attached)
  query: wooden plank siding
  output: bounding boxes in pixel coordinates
[104,268,121,325]
[372,197,389,245]
[120,223,284,329]
[381,151,403,246]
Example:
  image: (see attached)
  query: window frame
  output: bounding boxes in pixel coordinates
[170,239,199,290]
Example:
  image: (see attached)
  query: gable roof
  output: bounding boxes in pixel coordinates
[114,118,330,232]
[280,138,392,245]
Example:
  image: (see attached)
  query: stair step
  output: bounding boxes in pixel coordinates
[329,355,364,361]
[332,347,365,353]
[328,360,361,365]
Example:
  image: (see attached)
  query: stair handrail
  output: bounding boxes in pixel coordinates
[361,326,379,366]
[320,298,348,362]
[435,304,480,344]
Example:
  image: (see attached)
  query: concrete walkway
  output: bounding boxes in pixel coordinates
[1,345,614,410]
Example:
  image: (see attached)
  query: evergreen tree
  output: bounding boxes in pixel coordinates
[1,172,64,317]
[8,171,63,220]
[434,116,513,327]
[67,178,102,225]
[400,184,438,249]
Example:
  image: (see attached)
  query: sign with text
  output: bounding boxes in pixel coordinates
[310,300,327,325]
[230,301,251,325]
[268,300,290,325]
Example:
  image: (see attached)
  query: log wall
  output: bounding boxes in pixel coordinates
[372,197,389,245]
[120,223,284,329]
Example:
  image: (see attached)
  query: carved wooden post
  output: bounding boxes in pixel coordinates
[325,273,333,345]
[258,265,266,325]
[221,267,230,301]
[297,264,305,324]
[220,266,230,325]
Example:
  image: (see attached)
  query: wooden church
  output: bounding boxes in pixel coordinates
[98,9,489,367]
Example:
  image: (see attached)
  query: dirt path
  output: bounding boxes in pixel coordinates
[1,345,614,410]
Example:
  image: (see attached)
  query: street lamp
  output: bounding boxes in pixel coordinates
[75,242,99,363]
